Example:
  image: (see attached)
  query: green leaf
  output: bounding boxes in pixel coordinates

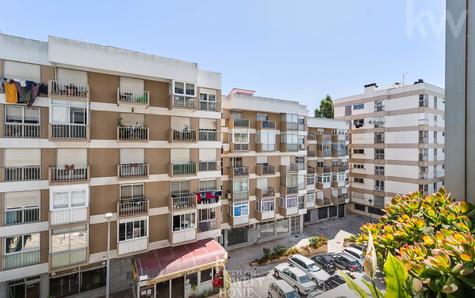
[361,278,384,298]
[383,253,409,298]
[339,270,368,298]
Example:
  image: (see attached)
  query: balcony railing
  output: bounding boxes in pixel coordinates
[232,143,249,152]
[171,163,197,176]
[118,126,149,141]
[317,149,332,157]
[117,198,149,216]
[231,119,250,128]
[256,120,276,129]
[49,80,89,100]
[118,163,149,178]
[307,166,316,174]
[172,194,196,209]
[51,124,88,139]
[5,208,40,225]
[317,166,331,174]
[308,133,316,141]
[4,123,40,138]
[307,150,316,157]
[256,187,275,199]
[332,165,348,172]
[170,129,197,142]
[173,96,196,108]
[199,130,217,141]
[229,166,249,178]
[282,144,299,152]
[199,161,218,172]
[198,220,217,233]
[284,186,298,195]
[256,143,275,152]
[3,250,40,270]
[117,89,149,105]
[2,166,41,181]
[49,166,89,183]
[256,164,276,176]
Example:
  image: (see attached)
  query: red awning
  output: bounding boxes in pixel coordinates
[133,239,227,284]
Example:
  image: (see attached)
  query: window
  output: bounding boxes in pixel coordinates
[4,233,40,255]
[232,179,249,192]
[375,166,385,176]
[173,213,195,231]
[50,99,87,125]
[120,184,144,200]
[317,173,331,183]
[374,100,384,112]
[281,197,297,208]
[233,131,249,143]
[345,105,352,116]
[171,181,190,195]
[281,131,298,144]
[174,82,195,97]
[259,221,275,239]
[256,130,276,151]
[119,219,148,240]
[256,113,268,121]
[374,132,384,143]
[375,180,385,191]
[199,92,217,111]
[434,96,438,109]
[353,119,364,128]
[257,198,274,212]
[201,268,213,283]
[232,202,249,217]
[353,103,364,110]
[199,208,216,222]
[353,177,364,184]
[375,149,385,159]
[419,94,428,107]
[199,179,217,191]
[298,116,305,131]
[52,190,87,210]
[353,164,364,169]
[51,225,87,268]
[373,116,385,128]
[353,149,364,154]
[5,105,40,124]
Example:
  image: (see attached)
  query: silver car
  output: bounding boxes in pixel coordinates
[274,263,318,295]
[268,280,299,298]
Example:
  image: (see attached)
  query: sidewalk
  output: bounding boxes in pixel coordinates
[227,215,369,279]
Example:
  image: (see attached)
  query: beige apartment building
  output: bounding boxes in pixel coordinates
[0,33,349,298]
[334,81,445,217]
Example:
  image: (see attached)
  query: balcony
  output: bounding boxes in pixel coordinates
[171,228,197,245]
[256,143,276,152]
[49,166,89,184]
[229,214,249,226]
[197,190,221,207]
[256,187,276,200]
[117,126,149,141]
[281,144,299,152]
[316,165,331,174]
[117,88,149,106]
[317,149,332,158]
[256,199,275,221]
[229,118,250,128]
[199,100,218,112]
[198,130,218,141]
[172,96,196,109]
[4,123,40,138]
[229,166,249,178]
[231,143,249,152]
[170,163,197,177]
[117,198,149,217]
[48,80,89,101]
[331,190,349,205]
[419,172,429,179]
[3,250,40,270]
[118,163,149,179]
[307,175,315,190]
[306,194,315,209]
[280,164,299,175]
[280,185,298,196]
[307,166,316,174]
[256,120,276,130]
[50,124,88,140]
[419,137,429,144]
[279,199,298,217]
[5,208,40,225]
[118,237,148,256]
[316,191,332,206]
[316,133,332,142]
[419,154,429,162]
[2,166,41,181]
[199,161,219,172]
[51,248,88,269]
[307,133,316,141]
[171,194,196,210]
[332,134,348,142]
[307,150,316,157]
[332,143,348,157]
[50,207,88,225]
[198,220,218,233]
[316,177,331,190]
[169,129,197,142]
[332,164,348,172]
[229,190,249,201]
[256,164,276,176]
[331,174,347,187]
[280,121,298,131]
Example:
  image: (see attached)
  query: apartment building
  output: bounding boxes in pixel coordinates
[334,81,445,217]
[0,34,225,298]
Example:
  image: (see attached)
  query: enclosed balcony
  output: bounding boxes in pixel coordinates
[117,88,149,106]
[331,173,347,188]
[50,124,88,140]
[332,143,348,157]
[117,198,149,217]
[307,150,316,157]
[306,174,315,190]
[4,123,40,138]
[316,165,331,174]
[332,163,348,173]
[256,120,276,130]
[229,118,250,129]
[256,143,276,152]
[3,250,40,270]
[169,129,197,142]
[307,133,316,141]
[199,161,219,172]
[171,193,196,210]
[256,198,275,221]
[5,207,40,225]
[316,174,332,190]
[332,134,348,142]
[280,164,299,176]
[49,166,89,184]
[280,185,298,196]
[171,228,197,245]
[170,163,197,177]
[316,191,332,206]
[256,164,276,176]
[198,130,218,141]
[279,197,298,217]
[256,187,276,200]
[118,238,148,256]
[117,126,149,141]
[50,207,88,226]
[2,165,41,182]
[280,121,298,131]
[229,190,249,201]
[331,189,349,205]
[281,144,299,152]
[171,96,196,109]
[118,163,149,179]
[49,80,89,101]
[198,220,218,233]
[229,166,249,178]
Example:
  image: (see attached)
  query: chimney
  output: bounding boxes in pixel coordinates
[364,83,378,93]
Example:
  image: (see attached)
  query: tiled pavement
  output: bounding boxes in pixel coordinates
[226,215,370,279]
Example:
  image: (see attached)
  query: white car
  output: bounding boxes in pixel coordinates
[288,254,331,289]
[343,247,364,264]
[274,263,318,295]
[268,280,299,298]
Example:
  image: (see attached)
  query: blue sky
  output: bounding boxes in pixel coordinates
[0,0,445,112]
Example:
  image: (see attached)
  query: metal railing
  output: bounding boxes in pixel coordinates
[199,100,217,111]
[118,164,148,178]
[4,123,40,138]
[256,187,275,199]
[117,89,149,105]
[307,133,316,141]
[3,166,41,181]
[285,186,298,194]
[5,208,40,225]
[3,250,40,270]
[49,80,89,99]
[257,120,276,129]
[118,199,148,216]
[256,165,275,175]
[231,166,249,177]
[171,129,197,142]
[199,161,218,172]
[174,96,195,108]
[172,194,196,209]
[198,220,217,232]
[172,163,197,176]
[51,124,87,139]
[118,126,149,141]
[199,130,217,141]
[233,143,249,151]
[232,119,250,128]
[50,166,88,183]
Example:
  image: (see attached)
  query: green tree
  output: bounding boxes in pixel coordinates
[314,95,334,118]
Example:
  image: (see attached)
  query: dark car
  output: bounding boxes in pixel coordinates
[311,254,336,275]
[332,252,362,272]
[325,275,346,289]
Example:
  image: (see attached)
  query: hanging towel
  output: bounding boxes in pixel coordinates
[28,82,40,107]
[3,81,18,103]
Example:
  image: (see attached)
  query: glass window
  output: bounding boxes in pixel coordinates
[5,106,40,124]
[52,226,87,253]
[233,202,249,217]
[53,192,69,209]
[172,213,195,231]
[119,219,147,241]
[353,103,364,110]
[174,82,184,94]
[50,99,87,125]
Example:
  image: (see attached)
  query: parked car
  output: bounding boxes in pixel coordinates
[288,254,331,290]
[343,247,364,264]
[311,253,336,275]
[349,243,365,252]
[332,252,362,272]
[274,263,318,295]
[268,280,299,298]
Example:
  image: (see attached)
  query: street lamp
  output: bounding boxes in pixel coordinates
[105,212,113,298]
[368,199,373,223]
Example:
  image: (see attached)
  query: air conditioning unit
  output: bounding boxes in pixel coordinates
[249,224,257,230]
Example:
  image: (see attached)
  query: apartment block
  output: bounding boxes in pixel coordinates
[335,81,445,217]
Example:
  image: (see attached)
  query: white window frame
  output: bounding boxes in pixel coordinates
[120,183,144,200]
[118,217,148,242]
[232,130,249,144]
[172,212,196,231]
[50,185,89,211]
[281,196,298,208]
[257,198,274,212]
[4,105,40,124]
[4,233,40,256]
[198,208,216,223]
[199,179,218,191]
[232,202,249,217]
[173,81,196,97]
[49,99,88,125]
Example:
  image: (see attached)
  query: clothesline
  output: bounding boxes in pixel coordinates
[2,78,47,107]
